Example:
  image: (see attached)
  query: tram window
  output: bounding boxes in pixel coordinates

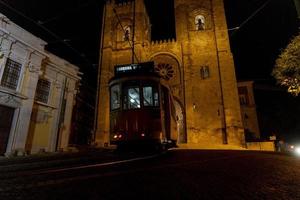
[143,86,159,107]
[110,84,120,110]
[154,89,159,106]
[143,86,153,106]
[124,87,140,109]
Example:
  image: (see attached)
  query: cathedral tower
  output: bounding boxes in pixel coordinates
[96,0,245,149]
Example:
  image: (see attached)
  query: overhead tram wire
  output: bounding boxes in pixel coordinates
[112,6,140,64]
[0,0,100,95]
[0,0,95,68]
[37,1,97,25]
[132,0,136,64]
[230,0,272,36]
[1,0,103,138]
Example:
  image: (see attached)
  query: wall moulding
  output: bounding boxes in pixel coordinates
[0,92,23,108]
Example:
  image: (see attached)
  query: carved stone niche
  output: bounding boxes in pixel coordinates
[54,79,62,89]
[28,63,40,73]
[188,8,212,31]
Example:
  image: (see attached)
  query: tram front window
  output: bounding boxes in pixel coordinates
[110,84,120,110]
[124,87,140,109]
[143,86,159,107]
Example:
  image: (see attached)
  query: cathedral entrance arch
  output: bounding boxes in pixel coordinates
[173,98,186,143]
[150,53,186,144]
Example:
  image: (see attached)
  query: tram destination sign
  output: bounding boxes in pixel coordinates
[114,62,155,75]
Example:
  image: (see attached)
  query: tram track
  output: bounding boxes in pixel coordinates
[0,151,163,192]
[0,150,249,193]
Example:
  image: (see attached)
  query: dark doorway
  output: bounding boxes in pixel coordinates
[0,105,15,155]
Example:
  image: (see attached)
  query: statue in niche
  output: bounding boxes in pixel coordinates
[195,15,205,31]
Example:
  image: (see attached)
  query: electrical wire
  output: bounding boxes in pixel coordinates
[0,0,96,68]
[113,7,140,64]
[231,0,272,36]
[0,0,101,93]
[0,0,102,112]
[38,1,97,25]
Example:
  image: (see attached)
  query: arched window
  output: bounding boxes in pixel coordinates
[123,26,131,41]
[195,15,205,31]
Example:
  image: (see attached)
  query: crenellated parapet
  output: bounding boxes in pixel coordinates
[150,38,177,46]
[114,0,132,7]
[147,38,180,57]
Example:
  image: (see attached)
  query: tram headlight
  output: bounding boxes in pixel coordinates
[141,133,145,137]
[113,134,123,139]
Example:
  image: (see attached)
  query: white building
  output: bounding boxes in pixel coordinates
[0,14,81,156]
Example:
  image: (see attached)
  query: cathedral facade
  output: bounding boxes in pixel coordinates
[96,0,246,149]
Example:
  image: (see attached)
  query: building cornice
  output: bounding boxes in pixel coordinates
[0,27,47,58]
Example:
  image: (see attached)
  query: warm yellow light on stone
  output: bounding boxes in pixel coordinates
[96,0,247,150]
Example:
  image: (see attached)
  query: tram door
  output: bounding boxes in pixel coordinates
[161,86,171,141]
[0,105,14,155]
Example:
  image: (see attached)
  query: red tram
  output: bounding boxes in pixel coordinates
[109,62,171,148]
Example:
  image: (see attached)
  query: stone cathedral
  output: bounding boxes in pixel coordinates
[96,0,246,149]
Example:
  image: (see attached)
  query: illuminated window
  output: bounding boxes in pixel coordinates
[123,87,140,109]
[154,92,159,106]
[35,79,51,103]
[195,15,205,30]
[110,84,120,110]
[1,58,22,90]
[143,86,159,107]
[200,66,209,79]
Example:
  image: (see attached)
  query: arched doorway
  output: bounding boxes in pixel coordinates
[150,53,186,144]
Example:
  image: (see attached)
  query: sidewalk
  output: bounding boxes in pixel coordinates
[4,145,283,173]
[0,147,149,173]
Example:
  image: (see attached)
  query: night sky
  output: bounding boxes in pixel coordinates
[0,0,299,143]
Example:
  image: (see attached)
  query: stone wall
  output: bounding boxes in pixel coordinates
[246,141,275,152]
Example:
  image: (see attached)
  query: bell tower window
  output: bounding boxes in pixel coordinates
[195,15,205,31]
